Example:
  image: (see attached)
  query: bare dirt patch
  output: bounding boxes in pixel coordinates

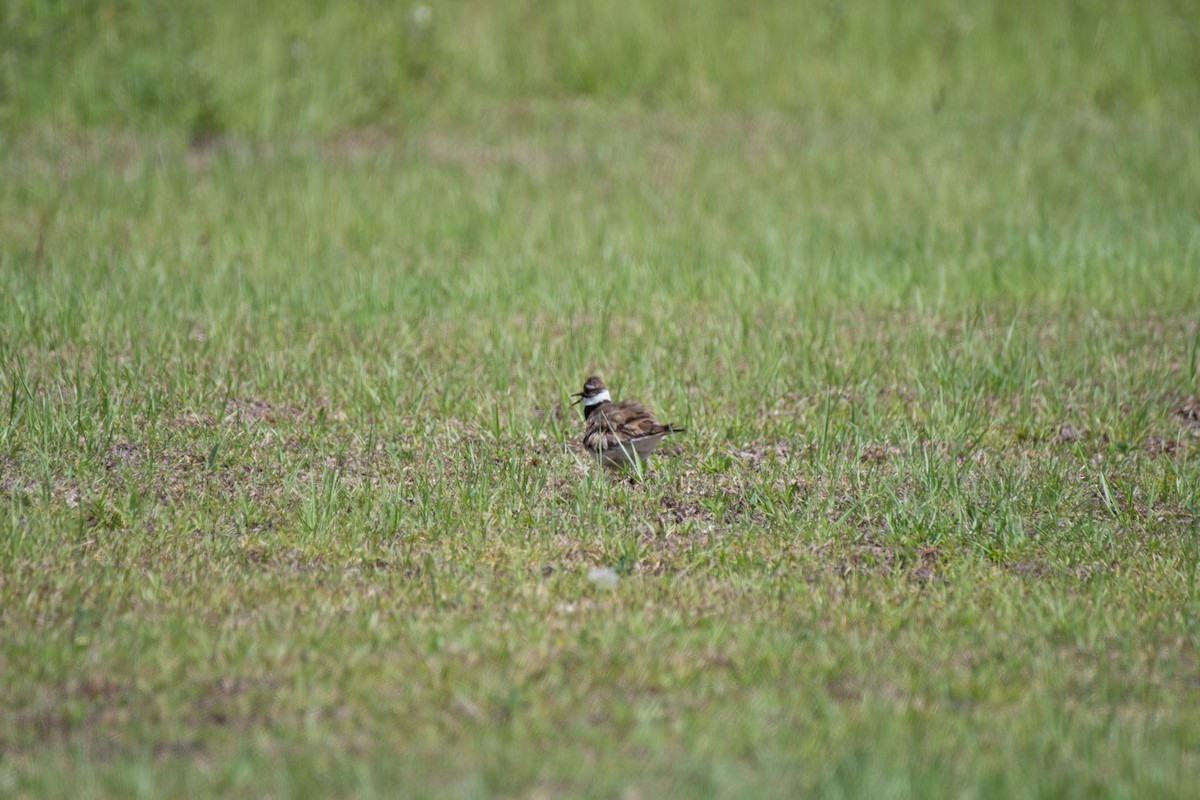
[1173,396,1200,429]
[815,539,945,586]
[223,397,305,425]
[859,442,903,463]
[170,411,216,430]
[1142,436,1181,457]
[730,442,795,468]
[103,442,143,470]
[659,495,712,525]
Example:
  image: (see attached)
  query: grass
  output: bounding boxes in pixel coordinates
[2,1,1200,797]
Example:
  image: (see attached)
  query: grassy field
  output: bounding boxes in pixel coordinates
[3,1,1200,797]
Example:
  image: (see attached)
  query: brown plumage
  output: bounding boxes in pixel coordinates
[571,375,684,466]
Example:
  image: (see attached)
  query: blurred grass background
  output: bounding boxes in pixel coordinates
[3,0,1198,136]
[3,0,1199,336]
[3,2,1200,798]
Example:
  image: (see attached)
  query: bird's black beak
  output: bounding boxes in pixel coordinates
[569,391,583,406]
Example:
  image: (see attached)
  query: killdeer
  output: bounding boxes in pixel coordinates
[571,375,684,467]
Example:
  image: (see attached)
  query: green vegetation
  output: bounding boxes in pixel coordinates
[2,1,1198,796]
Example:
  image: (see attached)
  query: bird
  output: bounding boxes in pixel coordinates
[570,375,684,467]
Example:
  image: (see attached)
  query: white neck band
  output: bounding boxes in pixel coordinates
[582,390,610,407]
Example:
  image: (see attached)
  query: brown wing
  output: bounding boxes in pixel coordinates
[582,400,674,452]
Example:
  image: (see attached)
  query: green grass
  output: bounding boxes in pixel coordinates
[3,1,1200,797]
